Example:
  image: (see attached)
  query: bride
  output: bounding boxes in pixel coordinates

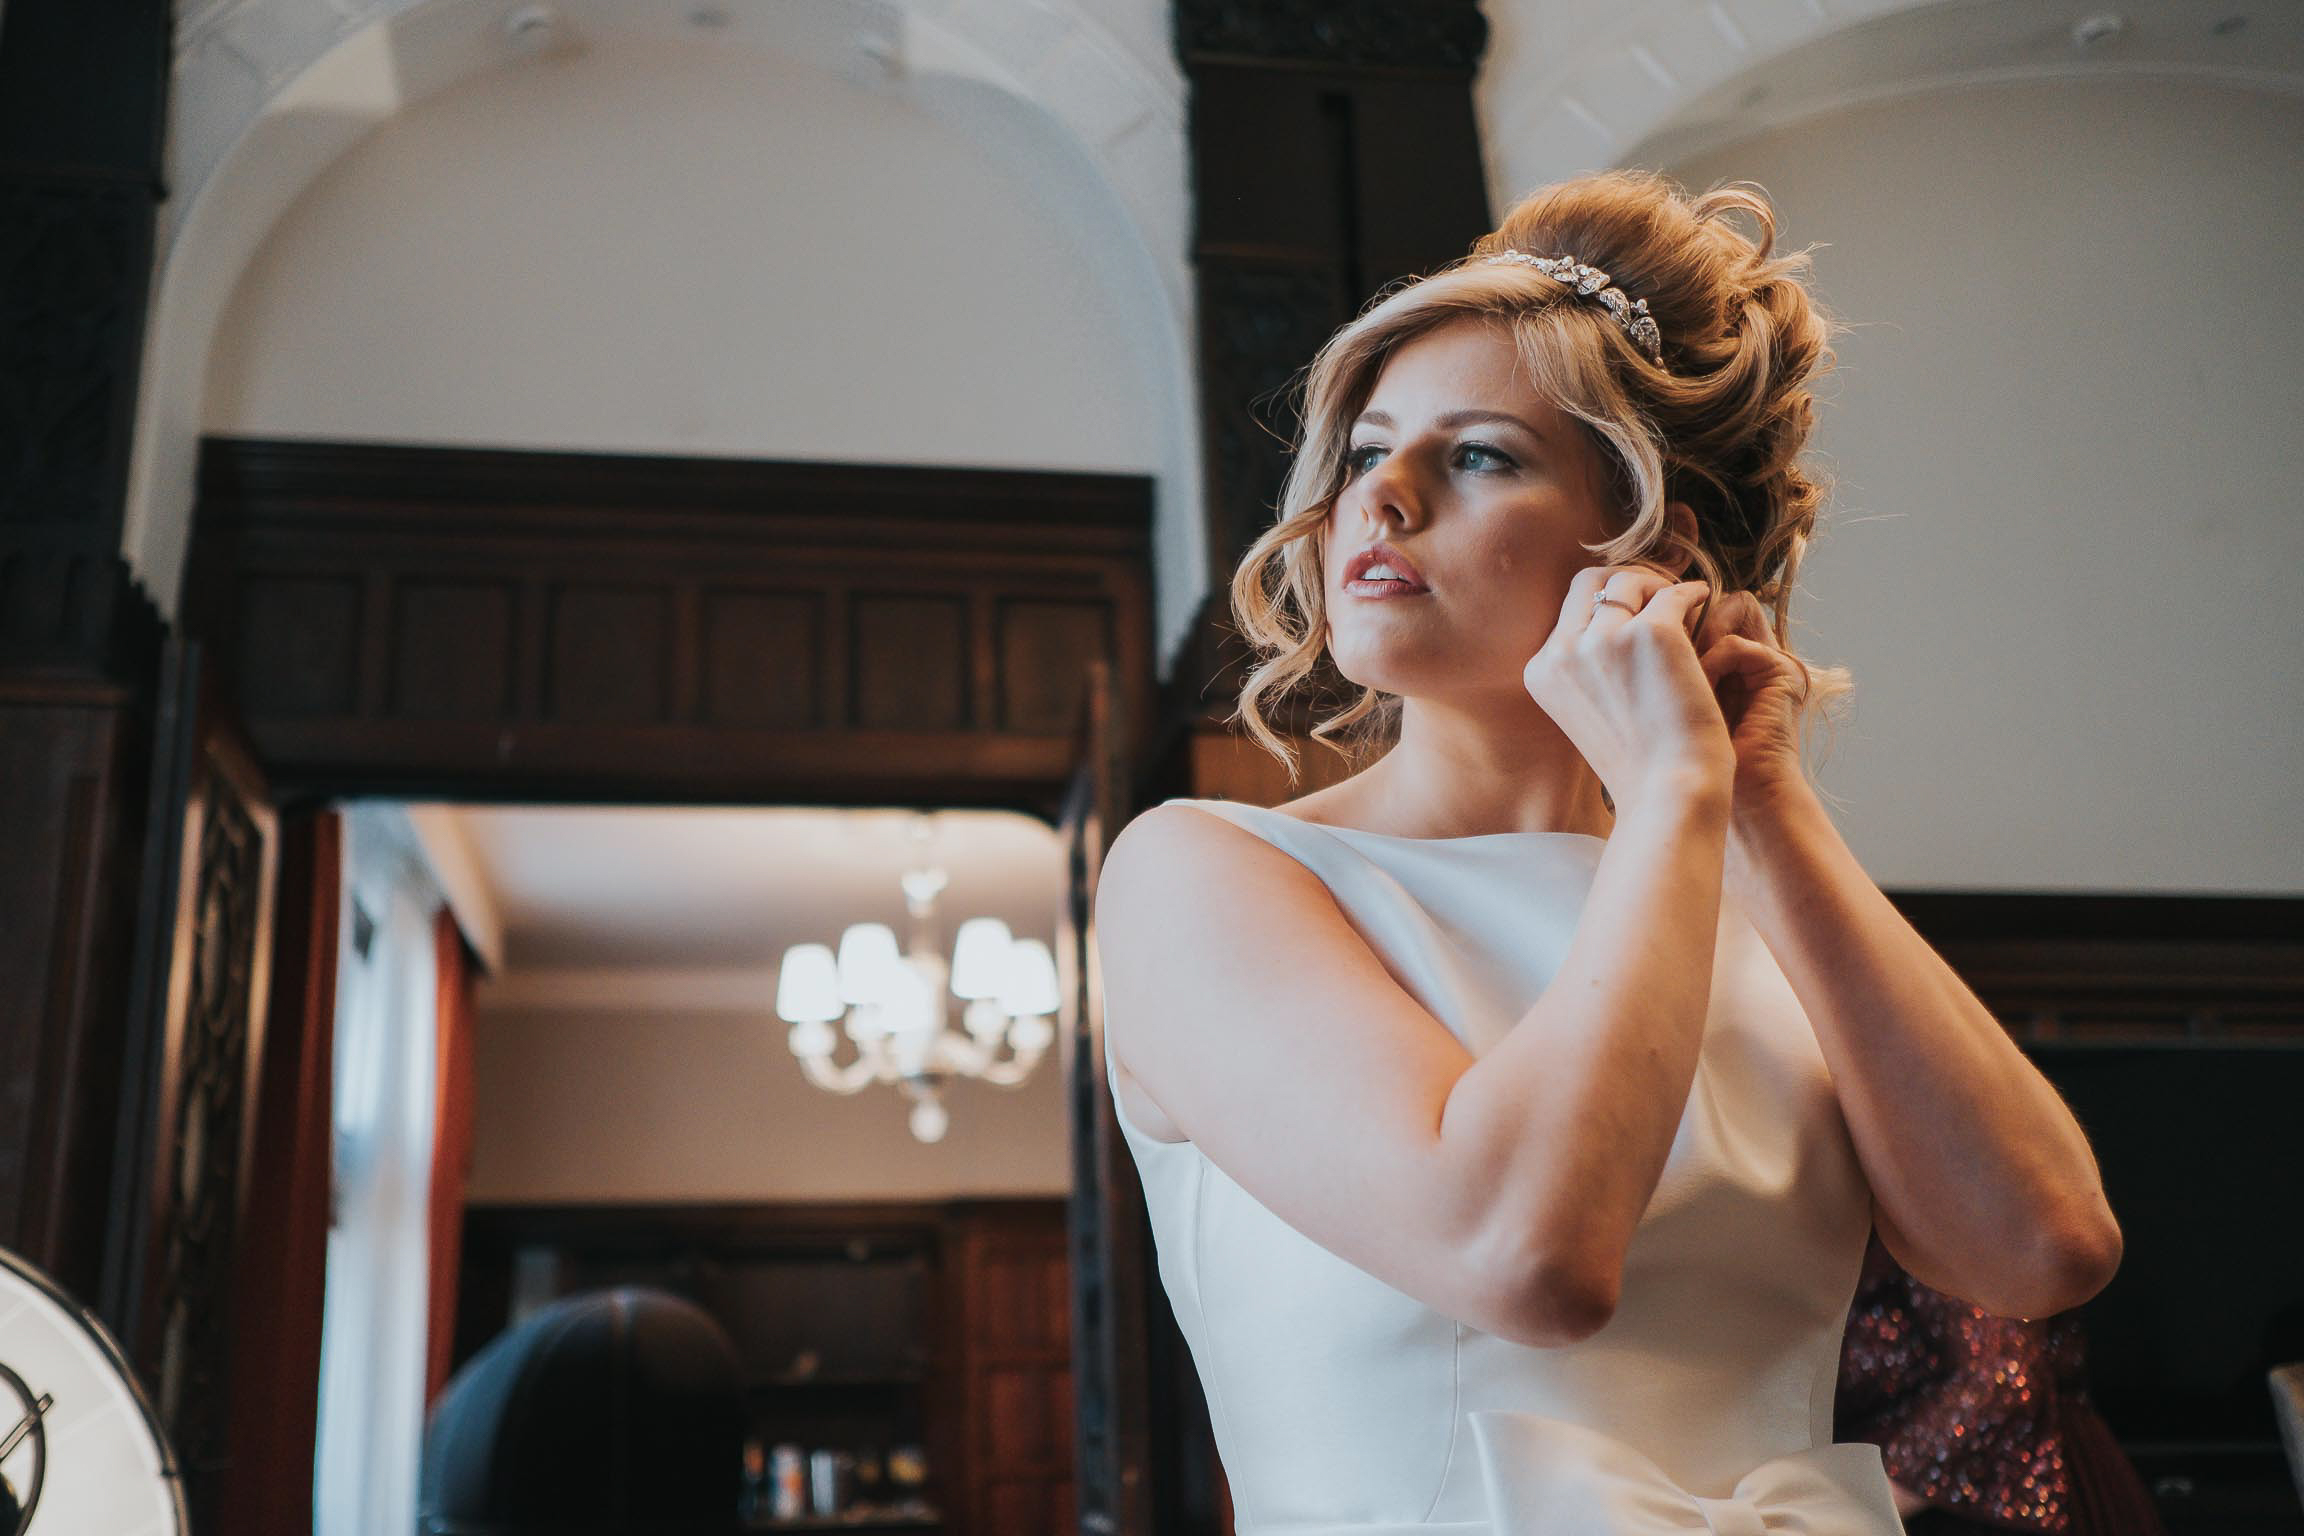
[1092,168,2122,1533]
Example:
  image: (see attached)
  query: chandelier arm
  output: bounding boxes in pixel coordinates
[937,1029,997,1075]
[976,1043,1047,1088]
[795,1040,883,1094]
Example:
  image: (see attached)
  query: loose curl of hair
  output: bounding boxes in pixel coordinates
[1227,167,1857,801]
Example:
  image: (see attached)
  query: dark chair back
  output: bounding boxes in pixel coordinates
[419,1286,745,1536]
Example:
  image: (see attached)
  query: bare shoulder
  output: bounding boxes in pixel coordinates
[1096,801,1291,908]
[1096,800,1350,941]
[1094,804,1309,1141]
[1093,801,1336,1055]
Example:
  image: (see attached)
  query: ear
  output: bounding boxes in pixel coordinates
[1663,500,1701,577]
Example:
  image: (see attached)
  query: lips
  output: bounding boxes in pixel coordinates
[1341,543,1431,593]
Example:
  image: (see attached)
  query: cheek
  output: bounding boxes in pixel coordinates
[1470,545,1580,647]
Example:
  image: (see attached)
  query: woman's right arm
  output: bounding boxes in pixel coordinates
[1095,773,1731,1350]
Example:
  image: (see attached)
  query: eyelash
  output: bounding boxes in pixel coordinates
[1345,442,1515,476]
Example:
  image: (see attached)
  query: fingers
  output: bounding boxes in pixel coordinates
[1574,565,1699,626]
[1701,631,1806,707]
[1559,564,1622,630]
[1587,572,1711,645]
[1569,566,1758,648]
[1633,578,1713,637]
[1699,633,1772,689]
[1689,590,1778,662]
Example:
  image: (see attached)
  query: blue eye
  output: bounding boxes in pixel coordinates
[1344,441,1517,475]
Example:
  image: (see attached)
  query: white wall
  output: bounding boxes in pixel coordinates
[1664,76,2302,894]
[200,28,1202,656]
[467,1002,1069,1202]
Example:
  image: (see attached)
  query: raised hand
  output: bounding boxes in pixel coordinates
[1521,564,1734,817]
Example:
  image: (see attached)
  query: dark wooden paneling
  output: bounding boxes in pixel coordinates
[1894,892,2304,1041]
[184,438,1156,809]
[0,677,153,1305]
[853,593,970,731]
[549,583,671,724]
[391,579,514,720]
[701,588,823,728]
[953,1202,1074,1536]
[1179,31,1493,596]
[0,0,175,1338]
[1000,600,1112,735]
[1174,0,1488,71]
[239,573,361,716]
[0,0,172,682]
[75,641,283,1535]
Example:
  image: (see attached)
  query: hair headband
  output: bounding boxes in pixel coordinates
[1481,251,1665,367]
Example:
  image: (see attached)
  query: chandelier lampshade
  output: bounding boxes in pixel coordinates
[774,943,842,1023]
[997,939,1059,1018]
[947,917,1013,999]
[835,923,899,1004]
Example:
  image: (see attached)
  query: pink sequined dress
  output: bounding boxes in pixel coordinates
[1834,1231,2168,1535]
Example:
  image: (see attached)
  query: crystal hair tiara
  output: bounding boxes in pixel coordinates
[1481,251,1665,367]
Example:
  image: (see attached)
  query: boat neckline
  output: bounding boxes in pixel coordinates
[1169,797,1610,845]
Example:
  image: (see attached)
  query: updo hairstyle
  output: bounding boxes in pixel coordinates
[1228,167,1856,790]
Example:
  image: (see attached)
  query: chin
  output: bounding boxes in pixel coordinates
[1335,631,1527,700]
[1328,647,1436,699]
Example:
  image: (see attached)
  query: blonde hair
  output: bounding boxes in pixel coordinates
[1227,167,1856,799]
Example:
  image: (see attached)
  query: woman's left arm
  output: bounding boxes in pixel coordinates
[1693,591,2121,1320]
[1725,787,2124,1319]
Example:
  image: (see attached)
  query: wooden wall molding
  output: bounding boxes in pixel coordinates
[184,436,1156,809]
[1897,891,2304,1040]
[1174,0,1489,70]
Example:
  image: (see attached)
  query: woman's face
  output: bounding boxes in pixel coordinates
[1322,316,1623,703]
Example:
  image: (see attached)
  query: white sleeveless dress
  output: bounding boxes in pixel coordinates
[1103,796,1908,1536]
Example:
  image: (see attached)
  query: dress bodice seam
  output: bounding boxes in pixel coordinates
[1189,1151,1257,1530]
[1418,1320,1467,1523]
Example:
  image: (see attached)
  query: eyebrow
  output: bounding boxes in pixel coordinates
[1353,408,1546,441]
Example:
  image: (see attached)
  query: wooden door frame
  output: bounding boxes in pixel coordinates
[146,434,1173,1533]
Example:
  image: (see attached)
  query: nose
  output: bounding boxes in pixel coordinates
[1347,446,1428,533]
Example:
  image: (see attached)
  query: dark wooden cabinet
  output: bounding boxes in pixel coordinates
[456,1198,1073,1536]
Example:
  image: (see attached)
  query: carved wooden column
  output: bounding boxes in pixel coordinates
[1159,0,1496,808]
[0,0,173,1310]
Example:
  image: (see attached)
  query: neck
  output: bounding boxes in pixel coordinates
[1349,690,1616,840]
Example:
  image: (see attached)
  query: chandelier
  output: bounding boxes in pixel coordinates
[774,814,1059,1143]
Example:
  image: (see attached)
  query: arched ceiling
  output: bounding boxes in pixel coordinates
[1479,0,2304,201]
[132,0,1202,648]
